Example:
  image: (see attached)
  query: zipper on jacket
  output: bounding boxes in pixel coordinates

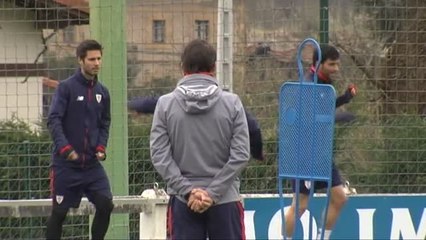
[88,81,93,101]
[82,128,88,168]
[82,81,93,168]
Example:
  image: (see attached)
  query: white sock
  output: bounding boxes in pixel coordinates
[317,229,332,240]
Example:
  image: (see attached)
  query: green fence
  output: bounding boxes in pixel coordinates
[0,0,425,239]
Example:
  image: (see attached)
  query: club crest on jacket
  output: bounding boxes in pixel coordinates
[96,94,102,103]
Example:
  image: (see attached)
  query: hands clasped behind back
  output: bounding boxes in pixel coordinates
[187,188,214,213]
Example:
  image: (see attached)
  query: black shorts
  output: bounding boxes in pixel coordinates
[291,162,342,195]
[49,164,112,209]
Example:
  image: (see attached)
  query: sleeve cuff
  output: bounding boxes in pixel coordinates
[59,145,73,159]
[96,145,105,153]
[59,144,72,154]
[184,192,191,201]
[206,190,218,204]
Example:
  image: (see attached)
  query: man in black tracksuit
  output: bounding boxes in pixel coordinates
[46,40,114,240]
[284,44,357,240]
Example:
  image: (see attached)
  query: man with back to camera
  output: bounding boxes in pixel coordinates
[150,39,250,239]
[283,44,357,240]
[46,39,114,240]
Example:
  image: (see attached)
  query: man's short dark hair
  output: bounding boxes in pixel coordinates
[181,39,216,74]
[313,44,339,65]
[76,40,103,60]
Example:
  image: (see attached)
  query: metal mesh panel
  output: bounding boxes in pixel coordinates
[279,82,335,180]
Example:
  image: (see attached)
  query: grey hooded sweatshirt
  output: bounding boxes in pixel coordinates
[150,74,250,205]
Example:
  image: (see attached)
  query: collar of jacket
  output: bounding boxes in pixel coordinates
[310,65,331,84]
[177,73,218,87]
[74,68,98,86]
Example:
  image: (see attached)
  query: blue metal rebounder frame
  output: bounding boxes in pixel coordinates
[278,38,336,240]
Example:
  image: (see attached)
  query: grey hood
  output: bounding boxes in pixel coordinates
[174,74,222,114]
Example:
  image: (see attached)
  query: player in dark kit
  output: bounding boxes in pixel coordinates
[283,44,357,240]
[46,40,114,240]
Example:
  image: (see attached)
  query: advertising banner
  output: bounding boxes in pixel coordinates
[243,194,426,239]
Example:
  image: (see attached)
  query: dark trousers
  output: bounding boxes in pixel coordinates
[47,164,113,239]
[291,162,343,194]
[50,164,112,209]
[167,196,246,240]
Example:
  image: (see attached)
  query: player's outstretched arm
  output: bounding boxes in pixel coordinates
[245,110,264,160]
[336,84,357,108]
[128,96,159,114]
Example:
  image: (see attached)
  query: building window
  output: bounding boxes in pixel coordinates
[63,25,75,43]
[195,20,209,41]
[153,20,165,43]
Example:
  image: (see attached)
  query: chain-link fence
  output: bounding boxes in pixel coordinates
[1,0,425,239]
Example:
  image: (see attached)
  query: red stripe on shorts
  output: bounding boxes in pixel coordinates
[49,169,55,197]
[167,204,173,239]
[237,201,246,240]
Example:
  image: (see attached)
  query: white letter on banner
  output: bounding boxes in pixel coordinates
[244,210,256,240]
[390,208,426,240]
[356,209,375,239]
[268,206,317,240]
